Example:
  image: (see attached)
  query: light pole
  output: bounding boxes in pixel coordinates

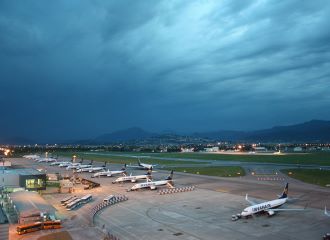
[72,155,77,186]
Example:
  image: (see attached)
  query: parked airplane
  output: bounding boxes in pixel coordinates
[22,154,40,160]
[58,162,72,167]
[36,157,57,163]
[127,159,157,170]
[325,206,330,217]
[128,170,174,191]
[66,163,82,170]
[91,165,126,178]
[75,160,93,172]
[80,161,107,173]
[234,183,305,220]
[50,161,67,166]
[112,170,152,184]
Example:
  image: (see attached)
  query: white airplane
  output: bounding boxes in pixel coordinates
[112,171,152,184]
[127,159,157,170]
[77,161,107,173]
[76,164,93,172]
[58,162,72,167]
[325,206,330,217]
[75,160,93,172]
[50,161,67,166]
[22,154,40,160]
[36,157,57,163]
[129,170,174,191]
[92,165,127,178]
[237,183,305,219]
[66,163,82,170]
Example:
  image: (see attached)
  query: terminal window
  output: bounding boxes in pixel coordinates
[25,178,44,189]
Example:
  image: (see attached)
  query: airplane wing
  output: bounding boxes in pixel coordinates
[267,208,306,212]
[245,194,259,206]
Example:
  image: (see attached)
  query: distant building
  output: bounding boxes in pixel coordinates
[181,148,194,153]
[204,147,219,152]
[253,147,267,152]
[293,147,303,152]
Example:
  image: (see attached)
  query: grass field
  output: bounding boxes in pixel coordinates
[165,166,245,177]
[55,151,330,166]
[55,152,200,166]
[142,152,330,165]
[281,168,330,187]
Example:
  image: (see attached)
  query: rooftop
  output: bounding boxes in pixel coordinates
[2,168,45,176]
[0,206,8,224]
[10,191,55,216]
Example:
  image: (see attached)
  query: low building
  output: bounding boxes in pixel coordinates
[10,191,56,224]
[253,147,268,152]
[0,169,46,191]
[0,206,9,240]
[204,147,219,152]
[293,147,303,152]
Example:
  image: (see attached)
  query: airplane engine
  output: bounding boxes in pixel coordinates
[150,185,156,190]
[131,179,137,183]
[267,210,275,216]
[107,174,112,177]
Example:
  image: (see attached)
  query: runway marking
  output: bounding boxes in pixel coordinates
[216,188,228,193]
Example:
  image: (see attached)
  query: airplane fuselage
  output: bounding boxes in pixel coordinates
[130,179,170,191]
[113,174,150,183]
[92,170,125,177]
[241,198,287,217]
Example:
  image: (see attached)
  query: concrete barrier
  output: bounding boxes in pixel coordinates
[90,195,128,223]
[158,186,195,195]
[257,177,285,181]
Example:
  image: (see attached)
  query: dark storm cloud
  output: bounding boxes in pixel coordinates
[0,0,330,141]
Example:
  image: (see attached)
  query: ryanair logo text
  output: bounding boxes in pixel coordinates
[252,204,271,212]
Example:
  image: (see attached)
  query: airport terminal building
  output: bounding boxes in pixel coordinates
[0,169,46,191]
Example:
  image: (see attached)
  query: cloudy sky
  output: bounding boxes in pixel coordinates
[1,0,330,142]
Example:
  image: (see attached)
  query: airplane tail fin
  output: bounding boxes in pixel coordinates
[138,158,142,166]
[325,206,330,216]
[166,170,174,180]
[278,183,289,199]
[122,164,127,170]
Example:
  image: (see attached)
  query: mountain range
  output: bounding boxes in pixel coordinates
[1,120,330,144]
[88,120,330,144]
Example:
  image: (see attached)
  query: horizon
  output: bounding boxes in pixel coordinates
[2,119,330,144]
[1,1,330,142]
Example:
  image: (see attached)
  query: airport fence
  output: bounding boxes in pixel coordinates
[158,186,195,195]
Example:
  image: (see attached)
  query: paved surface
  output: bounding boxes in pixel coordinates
[5,157,330,240]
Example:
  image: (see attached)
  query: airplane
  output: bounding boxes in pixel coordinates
[50,161,68,166]
[75,160,93,172]
[58,162,73,167]
[36,157,57,163]
[127,159,157,170]
[234,183,305,220]
[91,164,127,178]
[112,170,152,184]
[22,154,40,160]
[128,170,174,191]
[325,206,330,217]
[66,163,82,170]
[81,161,108,173]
